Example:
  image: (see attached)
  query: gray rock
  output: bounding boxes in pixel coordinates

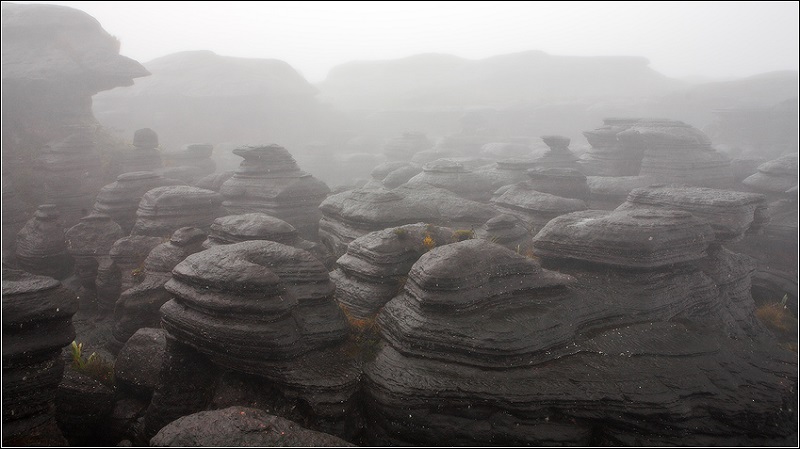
[742,153,798,196]
[403,159,494,202]
[491,182,587,234]
[15,205,72,280]
[114,328,167,398]
[578,118,643,176]
[94,172,184,234]
[131,185,222,238]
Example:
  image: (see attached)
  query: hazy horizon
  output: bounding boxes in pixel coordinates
[6,1,799,83]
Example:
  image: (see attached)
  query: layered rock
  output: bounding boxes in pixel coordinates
[114,128,163,175]
[474,214,531,253]
[153,241,360,437]
[403,159,494,202]
[151,406,353,447]
[114,328,167,398]
[491,182,587,234]
[194,170,234,192]
[476,158,538,191]
[578,118,642,176]
[369,161,422,189]
[96,235,163,317]
[2,268,79,446]
[131,185,222,238]
[742,153,799,197]
[332,223,457,320]
[55,370,114,447]
[202,213,329,266]
[110,228,206,352]
[15,204,71,279]
[220,145,330,240]
[65,213,125,310]
[533,135,580,170]
[526,167,590,201]
[93,171,183,234]
[586,175,657,210]
[618,119,733,188]
[382,132,432,161]
[161,143,216,183]
[479,141,532,160]
[319,185,497,258]
[37,127,104,227]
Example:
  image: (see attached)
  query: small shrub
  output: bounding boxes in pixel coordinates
[70,341,115,387]
[422,233,436,251]
[453,229,474,242]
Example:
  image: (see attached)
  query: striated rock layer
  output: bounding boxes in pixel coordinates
[403,159,494,202]
[96,235,163,318]
[15,204,72,279]
[2,268,79,446]
[742,153,798,197]
[491,182,587,235]
[319,185,497,259]
[110,228,206,353]
[220,145,330,241]
[578,118,642,176]
[131,185,222,238]
[151,241,361,437]
[93,171,183,234]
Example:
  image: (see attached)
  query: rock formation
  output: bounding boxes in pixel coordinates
[578,118,642,176]
[114,328,167,398]
[151,406,353,447]
[194,171,235,192]
[742,153,799,197]
[96,235,163,317]
[55,370,114,447]
[585,175,657,210]
[147,241,360,438]
[131,185,222,238]
[110,228,206,352]
[65,213,125,310]
[476,158,538,191]
[474,214,531,253]
[319,185,497,258]
[112,128,163,176]
[491,181,587,234]
[2,268,79,446]
[162,143,216,180]
[220,145,330,241]
[93,171,183,234]
[403,159,494,202]
[533,135,581,170]
[332,223,457,320]
[15,204,72,280]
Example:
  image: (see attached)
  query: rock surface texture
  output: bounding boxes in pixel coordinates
[93,172,183,234]
[131,185,222,238]
[15,204,72,280]
[578,118,642,176]
[65,213,125,310]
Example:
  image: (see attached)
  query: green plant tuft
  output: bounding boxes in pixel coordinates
[70,341,115,387]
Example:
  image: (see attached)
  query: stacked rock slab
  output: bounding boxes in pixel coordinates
[154,241,360,437]
[202,213,330,267]
[585,175,657,210]
[742,153,798,198]
[476,158,538,191]
[578,118,642,176]
[194,170,234,192]
[2,268,79,446]
[474,214,531,253]
[491,181,587,234]
[96,235,163,318]
[526,167,590,201]
[117,128,163,175]
[533,135,581,170]
[110,228,206,353]
[220,145,331,241]
[131,185,222,238]
[15,204,71,280]
[363,221,795,445]
[618,119,733,188]
[319,185,497,259]
[37,128,103,227]
[403,159,494,202]
[94,172,183,234]
[65,213,124,310]
[332,223,457,320]
[369,162,422,189]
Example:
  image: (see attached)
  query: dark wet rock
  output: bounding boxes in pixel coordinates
[742,153,799,197]
[332,223,457,320]
[220,144,330,240]
[65,213,124,310]
[474,214,531,253]
[193,170,234,192]
[131,185,222,238]
[319,185,497,258]
[161,143,216,181]
[202,213,330,267]
[37,128,104,227]
[618,119,733,188]
[364,235,794,446]
[617,185,769,243]
[156,241,360,437]
[383,132,432,161]
[15,204,72,280]
[403,159,494,202]
[55,369,114,446]
[2,268,78,445]
[94,172,184,234]
[534,135,581,170]
[533,208,714,269]
[151,406,354,447]
[110,229,205,352]
[108,397,149,445]
[526,167,590,201]
[578,118,642,176]
[586,175,657,210]
[97,235,163,317]
[476,158,538,190]
[114,328,167,398]
[491,182,587,234]
[114,128,163,175]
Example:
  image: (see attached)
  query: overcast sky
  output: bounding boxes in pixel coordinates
[10,1,800,82]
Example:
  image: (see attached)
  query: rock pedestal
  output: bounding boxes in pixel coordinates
[15,204,72,280]
[117,128,163,175]
[131,185,222,238]
[578,118,642,176]
[93,172,183,234]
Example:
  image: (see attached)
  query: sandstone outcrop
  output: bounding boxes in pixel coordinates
[93,172,183,234]
[131,185,222,238]
[15,205,71,280]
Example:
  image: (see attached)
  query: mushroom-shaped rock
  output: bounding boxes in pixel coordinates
[476,158,538,190]
[578,118,642,176]
[403,159,494,202]
[534,135,581,170]
[474,214,531,253]
[15,204,71,279]
[117,128,163,174]
[94,171,184,233]
[220,145,330,240]
[491,182,587,233]
[742,153,798,196]
[131,185,222,238]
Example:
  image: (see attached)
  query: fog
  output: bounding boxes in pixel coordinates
[10,0,800,82]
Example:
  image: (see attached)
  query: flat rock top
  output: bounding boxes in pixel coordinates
[151,406,353,447]
[757,153,799,176]
[211,213,297,238]
[627,185,766,206]
[2,268,60,295]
